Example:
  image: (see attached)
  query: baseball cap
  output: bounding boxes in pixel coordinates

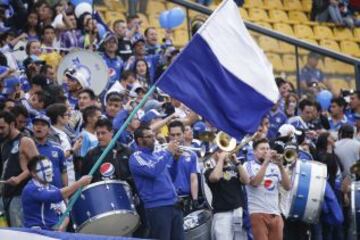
[32,114,51,126]
[65,66,90,89]
[132,38,145,48]
[278,124,302,138]
[2,76,20,94]
[103,32,118,43]
[141,109,166,124]
[193,121,210,136]
[129,83,146,97]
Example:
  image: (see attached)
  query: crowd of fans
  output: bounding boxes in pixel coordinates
[0,0,360,240]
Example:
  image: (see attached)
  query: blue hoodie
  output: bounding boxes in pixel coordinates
[129,147,177,208]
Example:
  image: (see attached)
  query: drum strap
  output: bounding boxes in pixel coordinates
[232,207,243,240]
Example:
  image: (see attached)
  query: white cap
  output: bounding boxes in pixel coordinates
[278,124,302,137]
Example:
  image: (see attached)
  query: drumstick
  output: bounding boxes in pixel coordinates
[0,180,7,184]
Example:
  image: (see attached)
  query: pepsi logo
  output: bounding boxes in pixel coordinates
[100,162,115,178]
[264,178,275,191]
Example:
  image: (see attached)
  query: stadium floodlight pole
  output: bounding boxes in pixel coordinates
[54,83,158,228]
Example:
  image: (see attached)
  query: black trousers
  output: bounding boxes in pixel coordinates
[145,205,184,240]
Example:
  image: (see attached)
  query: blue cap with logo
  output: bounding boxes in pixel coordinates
[141,109,166,124]
[32,114,51,126]
[2,76,20,95]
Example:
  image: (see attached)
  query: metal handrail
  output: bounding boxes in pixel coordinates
[168,0,360,89]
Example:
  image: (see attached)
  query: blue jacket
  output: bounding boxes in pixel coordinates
[129,147,178,208]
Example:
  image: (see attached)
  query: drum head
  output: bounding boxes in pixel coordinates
[78,212,139,236]
[57,49,108,95]
[184,210,212,232]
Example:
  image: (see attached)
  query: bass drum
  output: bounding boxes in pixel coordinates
[184,209,212,240]
[71,180,139,236]
[285,159,327,224]
[57,49,108,95]
[351,181,360,239]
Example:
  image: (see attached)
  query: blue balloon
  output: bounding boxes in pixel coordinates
[167,7,185,28]
[71,0,92,6]
[159,7,185,29]
[97,24,106,39]
[159,10,171,29]
[316,90,333,110]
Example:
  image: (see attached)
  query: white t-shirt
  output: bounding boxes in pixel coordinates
[244,160,282,215]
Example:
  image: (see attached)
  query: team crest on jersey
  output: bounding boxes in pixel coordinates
[52,151,58,158]
[223,169,237,181]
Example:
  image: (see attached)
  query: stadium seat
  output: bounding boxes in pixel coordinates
[301,0,312,12]
[137,13,149,29]
[286,75,297,88]
[322,58,337,74]
[266,53,284,72]
[353,28,360,42]
[146,1,166,15]
[340,40,360,57]
[243,0,264,8]
[248,8,269,22]
[263,0,284,10]
[288,11,309,23]
[258,36,279,52]
[105,11,126,24]
[268,10,289,23]
[148,14,161,28]
[298,38,318,54]
[319,39,340,52]
[333,27,354,41]
[254,21,273,29]
[282,54,297,72]
[335,62,354,75]
[313,25,334,40]
[174,29,189,47]
[283,0,303,11]
[240,8,249,19]
[331,78,352,90]
[273,23,295,36]
[278,41,295,54]
[294,24,314,39]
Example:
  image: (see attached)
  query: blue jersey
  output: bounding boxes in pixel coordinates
[300,65,325,86]
[102,52,124,90]
[267,110,287,140]
[129,147,177,208]
[328,115,353,131]
[168,150,198,196]
[36,140,66,188]
[22,179,63,230]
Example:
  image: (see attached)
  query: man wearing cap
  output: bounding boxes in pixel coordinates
[64,66,90,109]
[0,111,39,227]
[299,52,332,93]
[124,37,161,83]
[33,114,67,188]
[81,118,132,183]
[101,32,124,91]
[1,75,22,101]
[105,70,135,104]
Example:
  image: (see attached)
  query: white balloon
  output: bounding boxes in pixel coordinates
[52,14,64,29]
[75,2,92,18]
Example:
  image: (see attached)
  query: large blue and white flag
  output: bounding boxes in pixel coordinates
[157,0,279,139]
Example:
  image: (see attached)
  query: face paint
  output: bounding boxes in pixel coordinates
[35,159,53,183]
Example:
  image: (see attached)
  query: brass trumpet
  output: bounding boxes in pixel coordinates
[215,131,257,155]
[283,148,298,164]
[156,143,206,158]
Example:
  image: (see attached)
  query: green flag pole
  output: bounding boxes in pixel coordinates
[55,84,158,228]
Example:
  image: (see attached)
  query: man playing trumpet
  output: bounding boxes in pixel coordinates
[204,138,250,240]
[167,120,200,214]
[244,138,291,240]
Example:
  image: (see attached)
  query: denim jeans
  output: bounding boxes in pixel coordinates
[3,195,23,227]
